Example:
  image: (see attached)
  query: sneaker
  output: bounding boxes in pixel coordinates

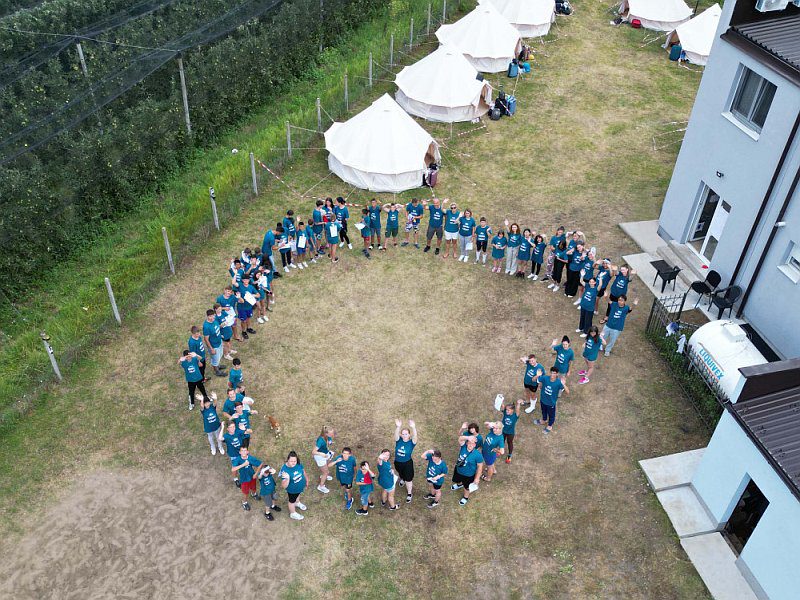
[401,242,409,247]
[534,419,543,425]
[427,500,439,508]
[273,271,283,278]
[242,332,249,340]
[379,246,385,252]
[210,447,216,455]
[579,376,590,385]
[270,505,282,512]
[381,501,386,507]
[406,494,412,504]
[355,509,368,516]
[547,283,554,289]
[424,246,430,253]
[188,401,194,411]
[247,328,257,334]
[229,349,238,355]
[297,263,304,270]
[368,502,375,508]
[450,483,463,491]
[434,248,440,255]
[283,267,289,273]
[475,257,480,263]
[532,274,539,281]
[459,497,469,506]
[504,269,510,274]
[364,252,371,259]
[257,317,264,324]
[389,504,399,511]
[552,285,559,292]
[414,243,420,249]
[573,298,581,306]
[302,261,309,267]
[544,427,553,434]
[524,403,536,414]
[339,241,345,248]
[579,370,587,376]
[332,257,339,263]
[580,333,587,338]
[234,478,240,488]
[311,258,317,264]
[577,305,582,310]
[604,352,611,357]
[348,243,353,249]
[527,273,535,279]
[264,512,275,521]
[505,456,511,464]
[224,354,234,360]
[317,485,330,494]
[345,498,353,511]
[290,512,304,521]
[242,501,250,511]
[290,263,297,269]
[368,245,373,250]
[326,475,333,481]
[296,502,307,511]
[423,494,434,500]
[219,446,225,455]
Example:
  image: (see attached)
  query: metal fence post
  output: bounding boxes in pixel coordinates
[344,72,349,111]
[409,17,414,49]
[162,227,175,274]
[286,121,292,159]
[390,33,394,68]
[209,186,220,229]
[443,0,447,23]
[249,153,257,196]
[41,333,63,382]
[369,53,373,87]
[316,97,322,132]
[427,3,431,35]
[104,277,122,325]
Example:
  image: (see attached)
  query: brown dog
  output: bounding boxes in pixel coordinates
[268,415,282,439]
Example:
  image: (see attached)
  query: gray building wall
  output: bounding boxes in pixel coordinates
[657,0,800,359]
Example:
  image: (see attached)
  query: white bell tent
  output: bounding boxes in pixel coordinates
[619,0,692,31]
[435,3,523,73]
[324,94,441,193]
[394,45,493,123]
[665,4,722,65]
[478,0,556,38]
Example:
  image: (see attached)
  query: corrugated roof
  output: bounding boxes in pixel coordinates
[729,376,800,500]
[734,14,800,73]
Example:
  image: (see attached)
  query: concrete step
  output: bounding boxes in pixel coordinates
[681,533,760,600]
[639,448,706,492]
[655,485,718,538]
[669,240,709,282]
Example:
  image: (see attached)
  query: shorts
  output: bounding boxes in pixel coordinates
[297,246,306,256]
[385,227,399,237]
[444,230,458,241]
[476,240,488,252]
[370,226,381,236]
[483,452,497,466]
[452,469,473,486]
[314,454,329,468]
[241,479,256,495]
[432,483,443,490]
[237,307,253,321]
[287,491,301,503]
[405,221,419,232]
[210,343,223,367]
[426,226,443,241]
[359,490,372,506]
[524,383,539,393]
[338,480,353,489]
[394,460,414,482]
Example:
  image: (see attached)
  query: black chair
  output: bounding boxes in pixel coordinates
[658,266,682,293]
[711,285,742,319]
[690,269,722,308]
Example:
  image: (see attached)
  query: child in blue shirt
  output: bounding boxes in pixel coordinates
[228,357,243,390]
[421,449,448,508]
[200,397,224,455]
[529,234,547,280]
[355,461,376,516]
[329,447,357,510]
[579,326,607,385]
[359,208,372,258]
[474,217,492,264]
[516,229,533,277]
[490,230,507,273]
[257,464,282,521]
[295,220,309,269]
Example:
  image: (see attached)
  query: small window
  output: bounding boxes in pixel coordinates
[779,241,800,283]
[730,67,776,132]
[724,479,769,555]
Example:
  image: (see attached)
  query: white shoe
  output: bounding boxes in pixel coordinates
[580,333,587,338]
[257,317,264,324]
[230,349,238,355]
[303,262,308,268]
[474,257,480,264]
[326,475,333,481]
[290,263,297,269]
[552,285,559,292]
[547,283,555,289]
[573,298,581,306]
[219,446,225,455]
[524,403,536,414]
[263,316,269,322]
[532,274,538,281]
[296,502,307,510]
[188,401,194,411]
[482,258,487,264]
[348,243,353,249]
[283,266,289,273]
[290,512,304,520]
[211,447,216,455]
[527,273,535,279]
[297,263,304,270]
[317,485,330,494]
[311,258,317,264]
[339,242,345,248]
[576,329,581,333]
[224,354,233,360]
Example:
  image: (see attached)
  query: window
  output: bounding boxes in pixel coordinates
[730,67,776,132]
[723,479,769,555]
[778,241,800,283]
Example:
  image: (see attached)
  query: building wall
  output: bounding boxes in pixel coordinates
[657,0,800,358]
[692,411,800,600]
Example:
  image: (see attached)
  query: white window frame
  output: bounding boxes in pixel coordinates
[778,241,800,284]
[723,65,777,138]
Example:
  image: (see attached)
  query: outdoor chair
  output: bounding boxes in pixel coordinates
[711,285,742,320]
[690,269,722,308]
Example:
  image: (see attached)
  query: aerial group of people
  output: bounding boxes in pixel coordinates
[176,195,641,521]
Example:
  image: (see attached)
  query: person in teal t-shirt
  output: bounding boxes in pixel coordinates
[279,451,308,521]
[329,447,357,511]
[503,220,522,274]
[579,326,607,386]
[187,326,207,381]
[602,295,638,356]
[402,198,424,248]
[228,358,243,390]
[551,335,575,380]
[257,464,282,521]
[422,197,444,255]
[515,229,533,277]
[443,201,462,259]
[377,449,399,510]
[179,350,208,411]
[312,426,336,495]
[534,368,570,433]
[231,447,262,511]
[519,353,544,410]
[457,209,476,262]
[382,202,401,248]
[490,230,507,273]
[355,461,377,516]
[500,399,523,463]
[358,208,372,259]
[480,421,505,482]
[200,397,224,456]
[393,418,418,504]
[474,217,492,264]
[421,449,448,508]
[529,234,547,280]
[368,198,383,251]
[451,435,484,506]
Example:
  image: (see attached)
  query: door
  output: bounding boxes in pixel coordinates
[689,187,719,244]
[700,199,730,261]
[723,479,769,555]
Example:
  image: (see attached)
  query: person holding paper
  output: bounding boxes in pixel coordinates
[294,220,309,269]
[234,273,258,337]
[202,309,226,377]
[450,435,483,506]
[325,218,342,263]
[277,224,293,272]
[334,197,352,249]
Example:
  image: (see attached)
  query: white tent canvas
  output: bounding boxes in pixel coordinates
[435,3,523,73]
[324,94,441,193]
[619,0,692,31]
[395,45,493,123]
[479,0,555,38]
[666,4,722,65]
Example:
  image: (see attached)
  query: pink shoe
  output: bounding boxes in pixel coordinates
[578,370,587,376]
[578,376,590,385]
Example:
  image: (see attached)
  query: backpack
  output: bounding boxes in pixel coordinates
[489,106,502,121]
[507,59,519,78]
[556,0,572,15]
[507,95,517,116]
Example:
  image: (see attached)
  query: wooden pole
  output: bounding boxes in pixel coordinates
[41,333,62,382]
[443,0,447,23]
[286,121,292,159]
[177,57,192,136]
[104,277,122,325]
[409,17,414,49]
[344,72,349,112]
[316,97,322,132]
[427,3,432,35]
[369,53,373,87]
[209,186,220,229]
[162,227,175,274]
[390,33,394,68]
[75,42,89,77]
[249,153,258,196]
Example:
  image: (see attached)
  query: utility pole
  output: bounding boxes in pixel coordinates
[177,56,192,136]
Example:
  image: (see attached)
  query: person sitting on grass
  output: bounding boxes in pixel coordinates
[422,449,448,508]
[355,461,376,516]
[534,367,570,434]
[450,435,484,506]
[257,463,282,521]
[232,446,262,511]
[328,447,357,511]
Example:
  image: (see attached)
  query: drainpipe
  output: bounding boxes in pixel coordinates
[730,110,800,287]
[737,134,800,317]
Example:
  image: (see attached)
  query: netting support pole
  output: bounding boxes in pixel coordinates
[409,17,414,49]
[443,0,447,23]
[76,42,89,77]
[368,53,373,87]
[344,72,349,112]
[104,277,122,325]
[427,4,432,35]
[249,154,258,196]
[210,186,220,229]
[177,57,192,136]
[390,34,394,68]
[162,227,175,274]
[41,334,63,382]
[316,98,322,132]
[286,121,292,159]
[319,0,324,53]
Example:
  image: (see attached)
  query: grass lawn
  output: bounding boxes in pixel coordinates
[0,1,716,598]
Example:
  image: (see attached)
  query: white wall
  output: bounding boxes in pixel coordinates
[692,411,800,600]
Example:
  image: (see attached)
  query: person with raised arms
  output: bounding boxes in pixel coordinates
[480,421,505,482]
[501,399,523,464]
[355,461,377,516]
[474,217,492,265]
[179,349,208,411]
[534,367,570,434]
[231,446,262,511]
[551,335,575,382]
[422,449,448,508]
[519,354,544,414]
[577,277,599,337]
[393,418,417,503]
[382,201,401,249]
[602,294,638,356]
[600,265,636,323]
[313,425,336,494]
[328,446,357,511]
[377,449,400,510]
[279,450,308,521]
[257,463,282,521]
[422,197,444,255]
[401,197,424,248]
[450,435,484,506]
[460,421,483,451]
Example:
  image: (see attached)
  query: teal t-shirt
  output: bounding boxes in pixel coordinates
[532,241,546,264]
[334,455,356,484]
[502,412,518,435]
[222,431,243,458]
[377,460,394,489]
[202,320,222,348]
[360,216,371,237]
[482,432,504,460]
[394,439,415,463]
[425,458,448,483]
[507,232,522,247]
[279,463,307,494]
[444,210,460,233]
[580,286,598,311]
[457,448,484,477]
[232,454,261,483]
[518,238,532,260]
[316,436,333,455]
[459,216,476,236]
[188,336,205,360]
[181,357,202,383]
[607,303,632,331]
[552,345,575,374]
[428,205,444,228]
[259,468,277,497]
[386,209,399,228]
[583,336,601,361]
[476,225,491,242]
[356,470,374,495]
[228,368,243,389]
[538,375,565,406]
[201,405,220,433]
[524,362,543,386]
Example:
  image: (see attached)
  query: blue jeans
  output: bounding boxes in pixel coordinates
[541,403,556,426]
[601,326,622,355]
[360,490,372,507]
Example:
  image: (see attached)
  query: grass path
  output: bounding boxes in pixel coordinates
[1,1,715,598]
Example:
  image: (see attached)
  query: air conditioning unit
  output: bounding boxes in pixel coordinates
[755,0,789,11]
